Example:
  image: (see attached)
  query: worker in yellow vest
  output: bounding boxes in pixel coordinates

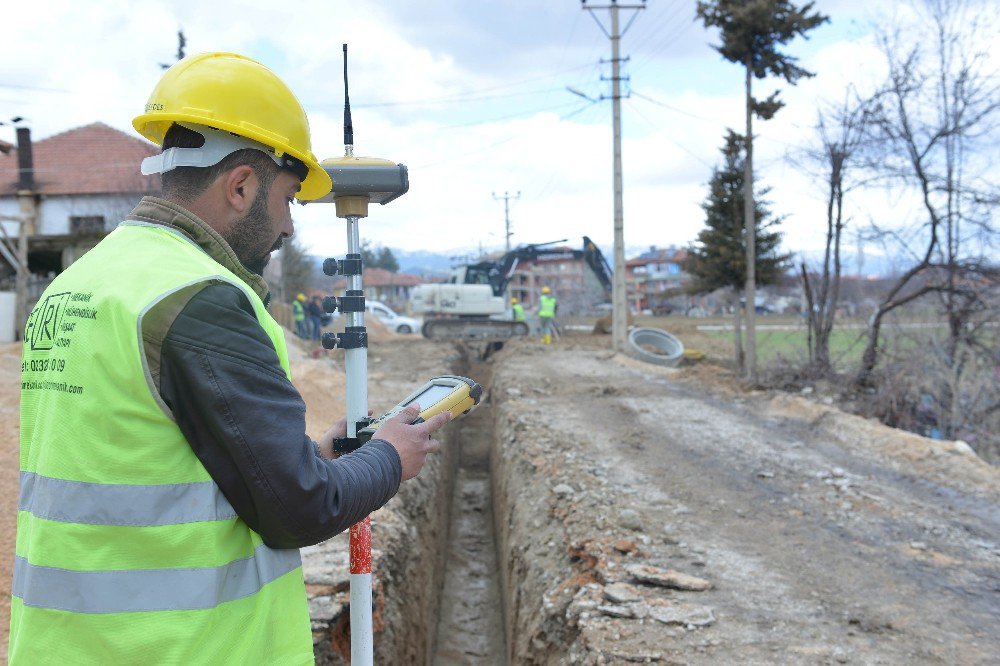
[292,292,307,338]
[511,297,525,322]
[11,52,451,664]
[538,286,557,344]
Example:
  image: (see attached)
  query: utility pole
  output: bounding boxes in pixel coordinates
[581,0,644,353]
[492,190,520,252]
[160,29,187,70]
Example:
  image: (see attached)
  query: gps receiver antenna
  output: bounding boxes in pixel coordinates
[343,44,354,156]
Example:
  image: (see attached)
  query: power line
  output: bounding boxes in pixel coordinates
[434,100,582,130]
[630,89,719,123]
[625,97,714,169]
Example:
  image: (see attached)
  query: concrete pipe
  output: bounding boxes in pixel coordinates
[627,327,684,367]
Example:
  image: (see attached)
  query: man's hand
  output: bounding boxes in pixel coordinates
[373,404,451,481]
[317,411,372,459]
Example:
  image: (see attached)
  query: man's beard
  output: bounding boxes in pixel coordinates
[225,185,283,276]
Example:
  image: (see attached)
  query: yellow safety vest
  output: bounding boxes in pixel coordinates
[12,221,312,664]
[539,294,556,318]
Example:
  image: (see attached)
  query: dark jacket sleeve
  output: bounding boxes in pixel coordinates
[156,282,402,549]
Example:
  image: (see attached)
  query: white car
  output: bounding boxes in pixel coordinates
[365,300,421,334]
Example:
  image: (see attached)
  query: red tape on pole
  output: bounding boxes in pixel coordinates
[350,516,372,574]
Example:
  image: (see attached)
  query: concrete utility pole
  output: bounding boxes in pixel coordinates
[581,0,644,353]
[492,190,520,252]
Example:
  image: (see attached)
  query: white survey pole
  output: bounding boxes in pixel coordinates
[342,213,373,666]
[317,44,409,665]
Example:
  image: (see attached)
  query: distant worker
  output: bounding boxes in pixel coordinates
[539,286,557,345]
[12,52,451,664]
[293,292,307,338]
[307,293,324,342]
[511,296,525,322]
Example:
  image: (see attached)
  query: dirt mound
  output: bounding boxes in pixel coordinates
[0,343,20,656]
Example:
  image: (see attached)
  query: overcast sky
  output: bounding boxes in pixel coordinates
[0,0,992,265]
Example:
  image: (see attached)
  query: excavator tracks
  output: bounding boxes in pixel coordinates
[421,319,529,341]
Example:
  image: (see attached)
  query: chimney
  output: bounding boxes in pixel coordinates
[16,127,34,191]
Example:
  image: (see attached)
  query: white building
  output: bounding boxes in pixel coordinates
[0,122,160,290]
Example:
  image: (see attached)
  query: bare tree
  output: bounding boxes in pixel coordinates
[857,0,999,390]
[275,234,317,305]
[798,94,872,373]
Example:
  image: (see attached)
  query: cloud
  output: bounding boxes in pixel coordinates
[5,0,986,266]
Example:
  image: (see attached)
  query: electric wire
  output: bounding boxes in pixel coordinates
[413,98,602,170]
[626,0,685,55]
[629,2,698,74]
[625,97,714,169]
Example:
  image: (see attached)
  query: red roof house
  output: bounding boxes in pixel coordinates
[0,122,161,281]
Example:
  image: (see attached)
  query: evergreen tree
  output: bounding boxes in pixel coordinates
[685,131,788,370]
[360,241,400,272]
[376,246,400,273]
[696,0,827,381]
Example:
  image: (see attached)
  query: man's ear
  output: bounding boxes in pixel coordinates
[223,165,257,214]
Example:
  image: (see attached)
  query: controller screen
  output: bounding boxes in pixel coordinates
[403,383,457,410]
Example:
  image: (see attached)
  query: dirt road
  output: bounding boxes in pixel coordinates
[490,337,1000,664]
[1,329,998,663]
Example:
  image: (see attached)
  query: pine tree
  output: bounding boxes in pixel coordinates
[696,0,827,381]
[685,130,788,370]
[360,241,400,272]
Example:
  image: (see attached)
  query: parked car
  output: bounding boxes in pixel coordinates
[366,300,421,334]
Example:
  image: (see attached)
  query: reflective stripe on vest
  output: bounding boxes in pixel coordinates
[13,545,300,613]
[19,471,238,526]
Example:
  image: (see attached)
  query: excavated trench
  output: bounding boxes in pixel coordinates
[431,359,508,664]
[311,342,568,664]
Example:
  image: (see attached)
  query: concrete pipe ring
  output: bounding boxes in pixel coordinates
[627,327,684,367]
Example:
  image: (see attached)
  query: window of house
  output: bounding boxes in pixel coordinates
[69,216,105,235]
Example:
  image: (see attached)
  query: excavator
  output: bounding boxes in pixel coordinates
[412,236,613,341]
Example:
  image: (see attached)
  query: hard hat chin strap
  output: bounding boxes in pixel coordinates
[141,123,307,182]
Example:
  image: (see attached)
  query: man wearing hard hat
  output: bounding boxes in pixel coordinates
[293,292,307,338]
[538,286,557,345]
[11,53,449,663]
[511,296,525,323]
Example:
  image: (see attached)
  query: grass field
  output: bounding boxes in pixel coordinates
[564,314,906,371]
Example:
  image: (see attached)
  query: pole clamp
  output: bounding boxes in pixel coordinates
[339,290,366,313]
[322,326,368,350]
[331,418,375,455]
[322,254,363,277]
[338,326,368,348]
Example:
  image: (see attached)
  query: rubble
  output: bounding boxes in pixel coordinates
[649,605,716,628]
[627,564,712,591]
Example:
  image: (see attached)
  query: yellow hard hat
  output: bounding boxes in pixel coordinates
[541,286,551,294]
[511,297,519,304]
[132,52,332,201]
[296,293,306,301]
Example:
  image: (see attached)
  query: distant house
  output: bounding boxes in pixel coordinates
[506,244,612,316]
[332,267,424,312]
[625,246,688,312]
[0,122,160,293]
